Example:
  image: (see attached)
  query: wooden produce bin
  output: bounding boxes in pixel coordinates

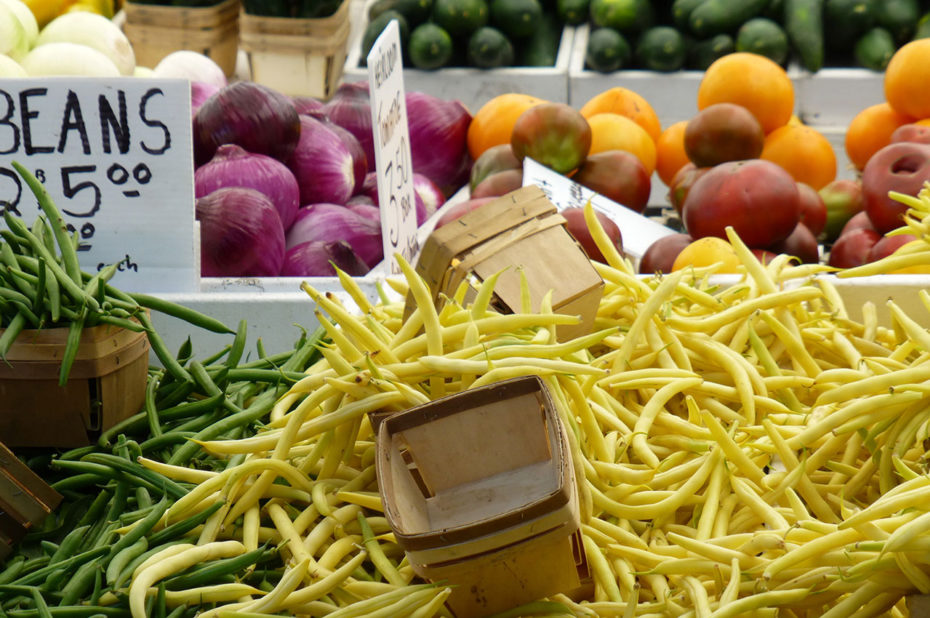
[376,376,589,617]
[239,0,349,100]
[410,185,604,342]
[0,441,62,560]
[123,0,240,75]
[0,323,150,448]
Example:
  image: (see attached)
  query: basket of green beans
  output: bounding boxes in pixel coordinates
[0,162,234,448]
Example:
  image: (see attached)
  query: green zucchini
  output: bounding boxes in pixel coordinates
[784,0,824,72]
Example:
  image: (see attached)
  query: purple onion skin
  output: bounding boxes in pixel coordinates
[413,173,445,216]
[323,82,375,174]
[195,144,300,231]
[321,118,368,190]
[281,240,370,277]
[286,203,383,269]
[193,82,301,167]
[357,171,427,225]
[288,115,357,206]
[406,91,472,190]
[196,187,285,277]
[191,81,220,117]
[347,202,380,222]
[291,96,325,115]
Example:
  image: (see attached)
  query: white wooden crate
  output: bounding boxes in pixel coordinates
[341,2,574,113]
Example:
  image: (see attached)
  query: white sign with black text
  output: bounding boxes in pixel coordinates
[0,78,197,293]
[522,157,676,259]
[367,20,419,276]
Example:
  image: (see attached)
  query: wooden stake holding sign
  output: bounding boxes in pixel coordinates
[367,21,420,275]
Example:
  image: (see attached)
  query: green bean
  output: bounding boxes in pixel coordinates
[118,503,159,526]
[58,308,85,386]
[0,244,31,299]
[154,582,167,618]
[105,537,147,586]
[199,343,232,367]
[130,293,234,334]
[2,212,97,311]
[30,588,51,618]
[226,319,248,368]
[6,606,130,617]
[136,311,193,384]
[108,496,168,560]
[164,605,187,618]
[49,473,100,494]
[0,558,25,586]
[93,314,146,332]
[144,374,163,438]
[146,502,224,547]
[98,393,223,448]
[175,337,193,368]
[81,454,189,501]
[139,431,196,455]
[12,548,107,586]
[44,525,89,578]
[11,162,81,285]
[51,461,166,497]
[58,556,103,605]
[135,487,153,511]
[89,565,103,606]
[0,311,25,358]
[236,350,294,370]
[223,368,307,383]
[167,387,281,466]
[163,546,273,590]
[1,296,39,327]
[103,482,130,533]
[74,488,113,530]
[40,260,60,323]
[153,379,197,410]
[39,541,58,557]
[0,276,35,308]
[31,215,55,257]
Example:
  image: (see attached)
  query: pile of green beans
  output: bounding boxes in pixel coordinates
[0,161,233,386]
[3,321,326,617]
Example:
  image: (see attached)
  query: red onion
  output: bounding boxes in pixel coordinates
[286,203,383,268]
[288,115,357,206]
[193,81,300,167]
[196,187,285,277]
[195,144,300,231]
[281,240,370,277]
[291,96,325,115]
[323,82,374,173]
[191,81,220,116]
[347,202,380,222]
[322,118,367,190]
[413,173,445,216]
[406,91,472,190]
[358,171,428,225]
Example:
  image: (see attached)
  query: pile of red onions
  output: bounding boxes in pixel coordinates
[191,80,472,278]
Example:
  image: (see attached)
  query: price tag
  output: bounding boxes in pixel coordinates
[0,78,197,293]
[522,157,677,259]
[367,20,419,275]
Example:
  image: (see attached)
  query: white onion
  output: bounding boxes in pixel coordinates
[21,42,121,77]
[0,53,25,77]
[153,50,227,89]
[133,66,155,78]
[36,11,135,75]
[0,0,36,48]
[0,2,26,61]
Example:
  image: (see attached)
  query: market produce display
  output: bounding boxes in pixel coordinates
[583,0,930,73]
[357,0,567,70]
[191,80,471,278]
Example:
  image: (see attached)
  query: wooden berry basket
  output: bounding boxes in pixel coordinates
[123,0,240,75]
[0,322,150,448]
[239,0,350,100]
[376,375,589,616]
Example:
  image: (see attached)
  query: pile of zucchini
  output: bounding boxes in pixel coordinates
[359,0,567,70]
[584,0,930,73]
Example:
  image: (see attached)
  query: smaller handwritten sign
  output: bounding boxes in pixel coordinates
[522,157,676,259]
[0,78,197,293]
[367,20,419,275]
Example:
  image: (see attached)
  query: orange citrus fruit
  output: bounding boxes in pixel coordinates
[761,124,836,191]
[655,120,689,187]
[586,113,657,176]
[885,39,930,120]
[466,93,545,161]
[697,52,795,134]
[915,118,930,127]
[844,102,914,171]
[580,87,662,142]
[671,236,742,273]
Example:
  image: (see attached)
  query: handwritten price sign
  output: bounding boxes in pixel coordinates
[367,20,419,275]
[0,78,197,292]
